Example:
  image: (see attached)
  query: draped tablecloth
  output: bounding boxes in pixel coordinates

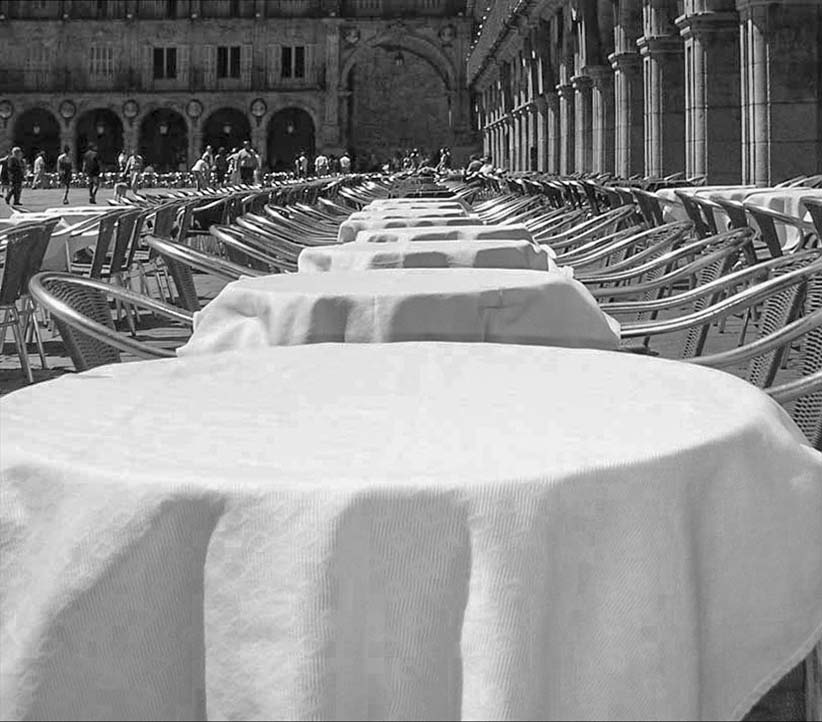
[352,224,536,245]
[176,268,618,356]
[338,217,486,243]
[297,239,557,273]
[1,342,820,721]
[740,188,821,250]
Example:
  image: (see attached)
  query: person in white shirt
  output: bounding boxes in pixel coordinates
[32,151,46,189]
[314,152,329,176]
[191,157,209,191]
[339,152,351,175]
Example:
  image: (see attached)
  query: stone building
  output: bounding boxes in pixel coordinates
[468,0,822,185]
[0,0,478,172]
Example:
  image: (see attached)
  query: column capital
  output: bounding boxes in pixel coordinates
[637,35,685,57]
[675,10,738,38]
[570,74,593,92]
[556,83,575,100]
[609,51,642,71]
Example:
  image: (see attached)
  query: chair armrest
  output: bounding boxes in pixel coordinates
[767,370,822,405]
[688,308,822,368]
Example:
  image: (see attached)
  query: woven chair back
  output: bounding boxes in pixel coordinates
[41,277,121,371]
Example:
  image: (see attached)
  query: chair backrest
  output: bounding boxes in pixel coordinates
[674,191,714,239]
[789,275,822,447]
[35,275,121,371]
[89,214,120,279]
[0,229,35,305]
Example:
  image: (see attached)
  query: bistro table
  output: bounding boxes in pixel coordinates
[1,342,820,720]
[352,224,536,245]
[176,268,618,356]
[297,239,557,273]
[338,217,487,243]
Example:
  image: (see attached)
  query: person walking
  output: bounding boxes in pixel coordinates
[339,151,351,175]
[125,151,144,191]
[227,147,241,185]
[57,145,73,205]
[0,150,9,198]
[314,151,329,177]
[236,140,258,185]
[32,151,46,189]
[83,143,101,204]
[191,156,209,191]
[117,149,128,176]
[214,147,228,186]
[3,147,25,205]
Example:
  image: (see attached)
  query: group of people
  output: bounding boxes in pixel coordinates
[191,142,262,190]
[292,150,352,178]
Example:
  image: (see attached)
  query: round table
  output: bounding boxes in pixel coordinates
[297,239,556,273]
[176,268,619,356]
[351,223,535,244]
[2,343,820,720]
[338,217,487,243]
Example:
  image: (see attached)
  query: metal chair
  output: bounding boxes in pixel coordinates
[28,272,193,371]
[145,235,263,282]
[1,224,57,382]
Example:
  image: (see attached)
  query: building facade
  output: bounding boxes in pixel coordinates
[468,0,822,185]
[0,0,478,171]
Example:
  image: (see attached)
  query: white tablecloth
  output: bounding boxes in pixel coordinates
[177,269,618,356]
[2,343,820,721]
[297,240,556,273]
[339,217,486,243]
[656,186,756,223]
[352,224,535,244]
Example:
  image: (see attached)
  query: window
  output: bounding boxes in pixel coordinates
[281,45,306,79]
[166,0,178,18]
[89,46,115,79]
[217,46,241,79]
[153,47,177,79]
[229,0,240,17]
[96,0,107,18]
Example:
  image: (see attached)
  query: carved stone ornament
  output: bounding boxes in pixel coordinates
[343,27,360,45]
[186,99,203,119]
[439,24,456,45]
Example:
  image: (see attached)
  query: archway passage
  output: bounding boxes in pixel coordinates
[139,109,188,172]
[75,109,123,171]
[267,108,315,172]
[202,108,252,156]
[348,45,452,170]
[12,108,61,169]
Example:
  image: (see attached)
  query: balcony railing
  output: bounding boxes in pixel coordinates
[340,0,465,17]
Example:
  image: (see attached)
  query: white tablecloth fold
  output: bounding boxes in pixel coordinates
[297,239,556,273]
[1,343,820,721]
[176,269,619,356]
[338,217,486,243]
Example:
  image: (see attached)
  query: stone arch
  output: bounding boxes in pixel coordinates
[267,107,316,171]
[202,107,252,154]
[74,107,124,170]
[12,106,61,169]
[342,31,457,168]
[340,30,458,92]
[139,108,189,172]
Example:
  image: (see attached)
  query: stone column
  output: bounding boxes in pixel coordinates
[677,8,741,184]
[534,96,547,172]
[545,91,561,174]
[572,74,594,173]
[122,118,138,156]
[609,51,644,178]
[187,119,204,168]
[738,0,821,186]
[557,83,575,175]
[507,114,516,170]
[637,34,685,178]
[322,20,342,148]
[589,65,615,175]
